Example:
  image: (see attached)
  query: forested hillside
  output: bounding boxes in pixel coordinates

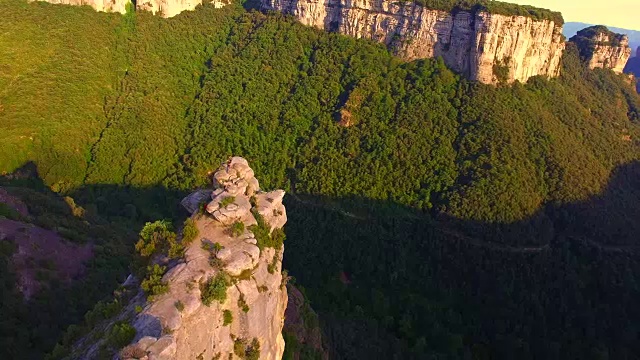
[2,0,640,358]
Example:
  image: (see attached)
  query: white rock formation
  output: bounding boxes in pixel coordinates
[31,0,129,13]
[263,0,566,84]
[122,157,288,360]
[30,0,228,17]
[570,26,632,74]
[137,0,226,17]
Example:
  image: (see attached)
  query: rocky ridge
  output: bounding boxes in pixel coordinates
[30,0,228,17]
[262,0,566,84]
[570,26,632,74]
[109,157,288,360]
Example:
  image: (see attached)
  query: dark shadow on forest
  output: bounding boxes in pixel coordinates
[1,161,189,225]
[2,160,640,359]
[281,160,640,359]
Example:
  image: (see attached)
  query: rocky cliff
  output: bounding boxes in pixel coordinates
[624,46,640,92]
[30,0,227,17]
[33,0,128,13]
[137,0,228,17]
[262,0,565,84]
[73,157,288,359]
[570,26,632,74]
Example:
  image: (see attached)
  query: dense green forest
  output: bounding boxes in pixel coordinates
[1,0,640,358]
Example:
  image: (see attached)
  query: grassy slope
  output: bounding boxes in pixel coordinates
[0,0,123,191]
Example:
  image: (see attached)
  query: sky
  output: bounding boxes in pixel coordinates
[509,0,640,30]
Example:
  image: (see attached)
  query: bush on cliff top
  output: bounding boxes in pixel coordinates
[181,218,199,245]
[140,264,169,300]
[135,220,178,258]
[234,338,260,360]
[200,273,230,306]
[223,310,233,325]
[411,0,564,24]
[249,210,284,250]
[106,321,136,349]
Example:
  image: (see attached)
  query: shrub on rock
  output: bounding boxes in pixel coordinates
[200,273,230,306]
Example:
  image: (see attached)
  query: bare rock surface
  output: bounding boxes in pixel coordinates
[30,0,229,17]
[263,0,565,84]
[123,157,288,360]
[180,189,211,215]
[570,26,632,74]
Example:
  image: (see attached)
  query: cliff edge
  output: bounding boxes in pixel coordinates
[570,25,632,74]
[72,157,288,360]
[262,0,566,84]
[30,0,228,17]
[130,157,287,360]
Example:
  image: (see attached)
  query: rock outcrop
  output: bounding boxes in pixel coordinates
[282,284,327,359]
[570,26,632,74]
[137,0,228,17]
[32,0,129,13]
[30,0,228,17]
[262,0,565,84]
[624,48,640,92]
[76,157,288,360]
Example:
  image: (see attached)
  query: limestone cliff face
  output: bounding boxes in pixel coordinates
[137,0,228,17]
[570,26,632,74]
[30,0,228,17]
[121,157,288,360]
[263,0,565,84]
[32,0,129,13]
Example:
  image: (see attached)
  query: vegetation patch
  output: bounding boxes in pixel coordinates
[135,220,182,261]
[0,202,24,221]
[229,221,245,237]
[235,268,253,282]
[238,292,250,313]
[106,321,136,348]
[181,218,199,245]
[267,253,279,274]
[202,240,225,269]
[492,57,511,84]
[249,210,285,250]
[219,196,236,208]
[410,0,564,24]
[140,264,169,301]
[233,338,260,360]
[223,310,233,326]
[200,273,231,306]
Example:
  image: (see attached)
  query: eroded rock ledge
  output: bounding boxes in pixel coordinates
[123,157,288,360]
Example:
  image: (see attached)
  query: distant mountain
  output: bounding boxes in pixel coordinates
[565,22,640,56]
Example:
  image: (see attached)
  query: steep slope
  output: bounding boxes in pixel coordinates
[564,22,640,56]
[570,25,632,73]
[72,157,288,360]
[262,0,565,84]
[0,167,134,359]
